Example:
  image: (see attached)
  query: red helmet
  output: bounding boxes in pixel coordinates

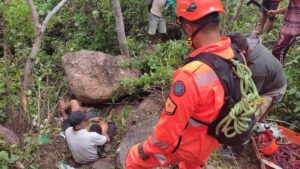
[255,130,279,156]
[176,0,224,21]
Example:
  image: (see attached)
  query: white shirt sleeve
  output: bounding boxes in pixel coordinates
[90,132,107,146]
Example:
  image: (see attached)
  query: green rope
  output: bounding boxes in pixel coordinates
[215,59,261,138]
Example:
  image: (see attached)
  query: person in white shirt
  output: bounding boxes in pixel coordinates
[59,100,110,164]
[148,0,167,40]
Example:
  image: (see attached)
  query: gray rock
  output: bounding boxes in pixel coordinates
[90,158,113,169]
[0,125,19,145]
[62,50,140,103]
[138,95,164,114]
[115,118,159,169]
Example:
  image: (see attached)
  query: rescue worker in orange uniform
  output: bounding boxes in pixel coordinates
[126,0,237,168]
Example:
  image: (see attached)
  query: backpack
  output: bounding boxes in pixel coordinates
[187,46,258,146]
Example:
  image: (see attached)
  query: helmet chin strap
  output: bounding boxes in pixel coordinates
[188,24,206,47]
[186,17,219,47]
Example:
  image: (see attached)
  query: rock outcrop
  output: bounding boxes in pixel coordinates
[0,125,19,145]
[115,118,158,169]
[90,158,113,169]
[62,50,139,103]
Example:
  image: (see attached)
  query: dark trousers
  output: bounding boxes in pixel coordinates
[272,32,297,63]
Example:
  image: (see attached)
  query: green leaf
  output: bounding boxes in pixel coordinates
[1,161,8,169]
[0,151,9,161]
[9,154,19,163]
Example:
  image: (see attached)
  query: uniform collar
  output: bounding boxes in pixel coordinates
[189,37,234,60]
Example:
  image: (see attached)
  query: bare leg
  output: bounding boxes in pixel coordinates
[69,100,81,112]
[255,13,267,35]
[59,99,68,120]
[262,17,275,33]
[257,96,273,122]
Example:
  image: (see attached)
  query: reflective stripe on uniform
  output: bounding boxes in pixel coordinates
[189,118,206,127]
[154,153,167,164]
[194,70,218,88]
[151,135,169,149]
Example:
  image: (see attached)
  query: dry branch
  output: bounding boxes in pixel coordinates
[41,0,68,33]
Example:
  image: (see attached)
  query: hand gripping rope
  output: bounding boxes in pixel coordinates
[216,59,262,138]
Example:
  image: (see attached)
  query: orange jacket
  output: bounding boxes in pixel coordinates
[143,37,235,160]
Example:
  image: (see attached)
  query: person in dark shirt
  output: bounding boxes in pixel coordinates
[229,32,287,121]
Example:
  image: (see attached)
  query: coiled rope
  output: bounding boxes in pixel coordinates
[215,59,261,138]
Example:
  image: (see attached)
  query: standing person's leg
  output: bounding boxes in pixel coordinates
[272,32,297,63]
[255,0,269,34]
[126,144,166,169]
[148,13,159,41]
[158,17,167,42]
[263,16,276,33]
[262,1,279,33]
[257,85,286,122]
[257,96,273,122]
[256,13,268,34]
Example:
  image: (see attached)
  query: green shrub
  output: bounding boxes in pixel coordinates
[273,46,300,127]
[0,140,20,169]
[119,40,189,95]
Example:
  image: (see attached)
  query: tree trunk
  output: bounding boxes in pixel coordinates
[232,0,245,21]
[18,37,42,140]
[221,0,231,34]
[112,0,130,57]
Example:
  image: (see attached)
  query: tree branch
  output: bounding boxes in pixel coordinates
[25,0,41,36]
[41,0,68,33]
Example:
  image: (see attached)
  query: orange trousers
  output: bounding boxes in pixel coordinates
[126,125,220,169]
[126,144,203,169]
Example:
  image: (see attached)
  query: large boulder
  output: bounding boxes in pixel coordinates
[0,125,19,145]
[115,118,159,169]
[62,50,140,103]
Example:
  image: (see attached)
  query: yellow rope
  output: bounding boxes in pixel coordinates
[215,59,261,138]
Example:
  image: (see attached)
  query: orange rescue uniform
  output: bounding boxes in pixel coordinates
[126,37,235,169]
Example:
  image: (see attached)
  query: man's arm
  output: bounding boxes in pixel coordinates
[91,122,110,146]
[91,133,108,146]
[100,121,111,143]
[268,6,288,15]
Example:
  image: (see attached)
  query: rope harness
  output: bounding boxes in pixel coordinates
[216,59,262,138]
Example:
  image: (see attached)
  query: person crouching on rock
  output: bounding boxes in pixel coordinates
[58,99,115,165]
